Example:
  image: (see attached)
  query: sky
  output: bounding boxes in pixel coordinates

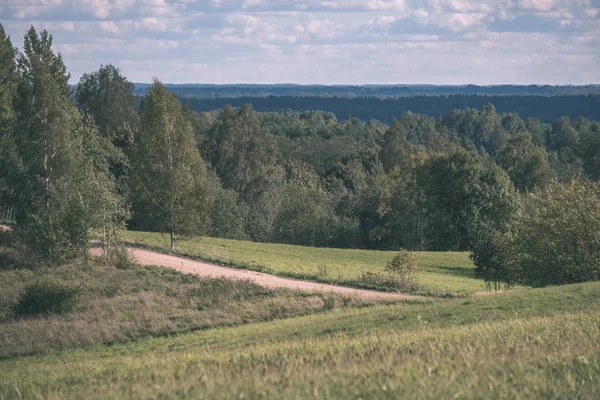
[1,0,599,85]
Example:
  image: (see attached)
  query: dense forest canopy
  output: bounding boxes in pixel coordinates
[2,24,600,288]
[179,95,600,124]
[131,83,600,98]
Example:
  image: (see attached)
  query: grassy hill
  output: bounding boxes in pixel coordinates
[1,230,598,398]
[2,281,598,399]
[122,231,481,296]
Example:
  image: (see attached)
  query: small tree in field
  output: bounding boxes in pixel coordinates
[130,80,213,249]
[385,249,420,280]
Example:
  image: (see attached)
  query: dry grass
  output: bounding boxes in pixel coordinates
[1,282,599,399]
[0,232,392,359]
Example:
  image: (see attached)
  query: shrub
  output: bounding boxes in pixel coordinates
[471,179,600,288]
[317,265,329,278]
[12,279,80,317]
[385,249,420,279]
[510,180,600,287]
[111,246,136,270]
[360,271,422,293]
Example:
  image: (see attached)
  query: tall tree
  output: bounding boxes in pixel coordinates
[0,24,16,135]
[80,116,130,265]
[130,80,213,249]
[206,105,283,241]
[75,64,138,192]
[75,64,138,147]
[577,119,600,181]
[12,27,98,263]
[417,150,518,251]
[496,132,553,192]
[379,120,414,173]
[548,116,579,152]
[0,24,19,220]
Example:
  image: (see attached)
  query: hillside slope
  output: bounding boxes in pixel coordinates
[2,282,598,399]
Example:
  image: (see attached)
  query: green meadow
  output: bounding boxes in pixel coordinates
[122,230,482,296]
[1,281,598,399]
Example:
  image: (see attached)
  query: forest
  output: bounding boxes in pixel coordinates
[1,25,599,288]
[180,94,600,124]
[132,83,600,98]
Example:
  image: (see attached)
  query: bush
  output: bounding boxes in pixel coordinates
[111,246,136,270]
[385,249,420,279]
[12,279,80,317]
[511,180,600,287]
[360,271,422,292]
[471,179,600,288]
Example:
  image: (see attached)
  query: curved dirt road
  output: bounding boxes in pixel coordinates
[2,225,421,300]
[103,247,423,300]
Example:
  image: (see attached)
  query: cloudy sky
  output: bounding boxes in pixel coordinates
[1,0,599,84]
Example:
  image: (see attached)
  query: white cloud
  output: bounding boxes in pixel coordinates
[137,17,169,31]
[0,0,597,84]
[100,21,120,33]
[518,0,557,11]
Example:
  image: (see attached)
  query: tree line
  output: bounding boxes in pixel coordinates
[133,83,600,99]
[1,25,598,287]
[181,94,600,124]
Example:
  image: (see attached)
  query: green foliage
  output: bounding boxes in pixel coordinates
[0,24,19,221]
[472,180,600,288]
[206,105,284,241]
[11,278,79,317]
[549,116,579,152]
[357,249,424,292]
[109,246,136,270]
[359,270,423,292]
[497,132,553,192]
[471,228,516,290]
[130,80,213,249]
[379,120,414,172]
[75,64,138,147]
[577,119,600,181]
[385,249,420,277]
[373,154,426,250]
[209,185,250,241]
[417,150,518,251]
[10,27,96,264]
[75,64,138,194]
[511,179,600,286]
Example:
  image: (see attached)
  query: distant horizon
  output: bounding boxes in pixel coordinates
[129,83,600,87]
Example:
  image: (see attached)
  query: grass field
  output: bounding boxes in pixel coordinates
[1,281,598,399]
[0,231,393,359]
[122,231,482,296]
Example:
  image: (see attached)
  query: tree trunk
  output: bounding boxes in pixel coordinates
[170,231,175,250]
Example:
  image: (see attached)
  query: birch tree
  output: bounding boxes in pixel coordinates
[12,27,99,263]
[130,80,212,249]
[0,24,19,221]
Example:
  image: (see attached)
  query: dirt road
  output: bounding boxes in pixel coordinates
[93,246,423,300]
[2,224,421,300]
